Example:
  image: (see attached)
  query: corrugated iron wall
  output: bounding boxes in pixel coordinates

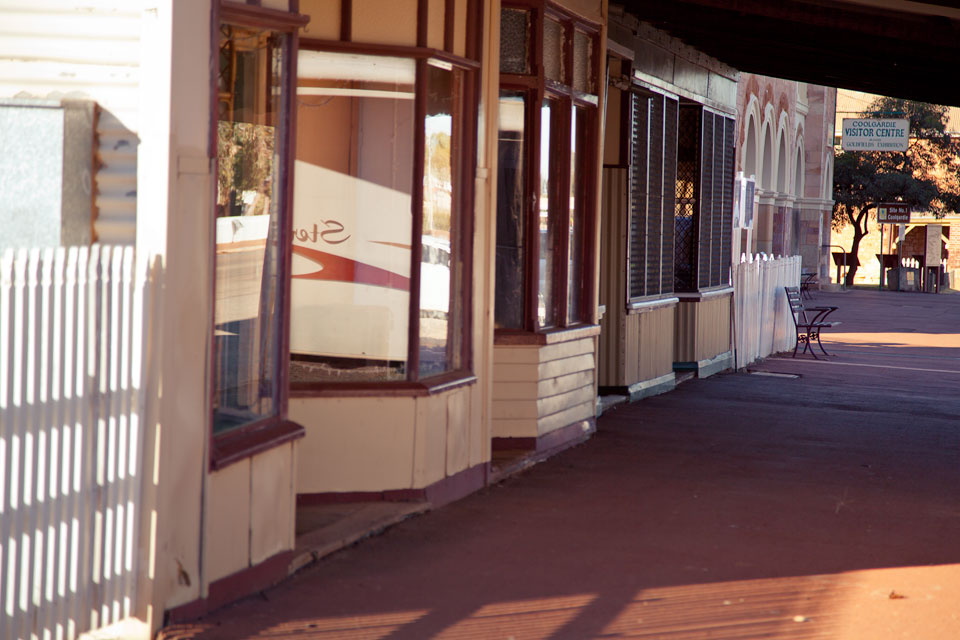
[598,167,627,387]
[0,1,142,244]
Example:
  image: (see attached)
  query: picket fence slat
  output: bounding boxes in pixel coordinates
[0,245,158,640]
[733,254,801,369]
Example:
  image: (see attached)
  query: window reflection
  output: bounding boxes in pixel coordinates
[291,51,415,382]
[538,99,558,328]
[567,106,586,323]
[213,24,287,433]
[495,91,527,329]
[420,61,462,377]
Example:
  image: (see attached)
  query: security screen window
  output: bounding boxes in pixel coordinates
[290,50,470,385]
[674,104,735,291]
[213,23,288,434]
[494,3,599,333]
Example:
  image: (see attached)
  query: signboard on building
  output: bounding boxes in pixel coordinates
[877,202,910,224]
[926,224,943,267]
[841,118,909,151]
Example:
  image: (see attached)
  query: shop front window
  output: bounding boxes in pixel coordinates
[494,4,599,333]
[213,23,289,434]
[290,49,472,386]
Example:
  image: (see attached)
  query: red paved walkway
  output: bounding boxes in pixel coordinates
[161,289,960,639]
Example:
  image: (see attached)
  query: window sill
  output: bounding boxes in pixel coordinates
[627,296,679,314]
[289,372,477,398]
[210,419,305,471]
[675,286,734,301]
[494,324,601,346]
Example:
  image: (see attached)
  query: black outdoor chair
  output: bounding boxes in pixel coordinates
[785,286,840,359]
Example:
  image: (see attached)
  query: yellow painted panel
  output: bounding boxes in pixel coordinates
[290,397,416,492]
[492,416,539,438]
[300,0,340,40]
[493,345,542,364]
[205,459,251,583]
[250,444,295,564]
[540,337,596,362]
[492,398,538,420]
[695,295,731,361]
[352,0,418,46]
[539,352,595,380]
[492,381,541,400]
[539,370,594,399]
[446,387,471,476]
[598,168,628,387]
[538,401,594,436]
[427,0,445,49]
[538,384,596,418]
[261,0,291,10]
[413,393,448,488]
[453,0,467,57]
[494,362,541,382]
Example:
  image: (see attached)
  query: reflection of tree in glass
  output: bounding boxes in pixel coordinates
[424,131,452,233]
[217,121,275,217]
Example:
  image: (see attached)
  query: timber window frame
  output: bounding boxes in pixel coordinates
[209,1,308,470]
[494,1,601,337]
[286,5,482,396]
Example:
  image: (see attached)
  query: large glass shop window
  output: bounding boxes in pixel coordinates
[213,24,288,433]
[290,51,465,383]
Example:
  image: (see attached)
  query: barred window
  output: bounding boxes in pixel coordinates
[628,89,678,300]
[674,106,735,291]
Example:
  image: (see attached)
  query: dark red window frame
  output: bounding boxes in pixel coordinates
[495,0,601,342]
[208,1,309,470]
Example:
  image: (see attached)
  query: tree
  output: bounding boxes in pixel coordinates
[832,97,960,285]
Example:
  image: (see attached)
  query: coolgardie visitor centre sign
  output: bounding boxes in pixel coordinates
[841,118,909,151]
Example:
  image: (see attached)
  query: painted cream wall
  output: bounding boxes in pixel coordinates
[674,293,732,365]
[492,336,597,438]
[291,386,482,493]
[204,444,296,582]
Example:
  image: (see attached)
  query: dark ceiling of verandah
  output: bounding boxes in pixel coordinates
[621,0,960,107]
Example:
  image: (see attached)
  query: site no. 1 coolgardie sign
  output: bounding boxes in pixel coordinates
[877,203,910,224]
[841,118,909,151]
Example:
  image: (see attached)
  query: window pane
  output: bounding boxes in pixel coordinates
[499,9,530,74]
[214,25,288,433]
[290,50,415,382]
[420,62,462,377]
[495,91,527,329]
[675,105,700,291]
[543,18,563,83]
[567,106,587,323]
[538,99,558,328]
[573,30,592,93]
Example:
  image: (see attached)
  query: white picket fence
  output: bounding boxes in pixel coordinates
[0,246,159,640]
[732,254,801,369]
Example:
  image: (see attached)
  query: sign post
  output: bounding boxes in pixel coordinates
[877,203,911,291]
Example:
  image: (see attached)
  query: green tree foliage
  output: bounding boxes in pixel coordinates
[833,97,960,285]
[217,121,275,217]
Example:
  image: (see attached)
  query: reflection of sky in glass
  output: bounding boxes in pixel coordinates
[426,114,452,136]
[540,104,551,193]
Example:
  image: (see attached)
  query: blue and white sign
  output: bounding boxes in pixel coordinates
[841,118,909,151]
